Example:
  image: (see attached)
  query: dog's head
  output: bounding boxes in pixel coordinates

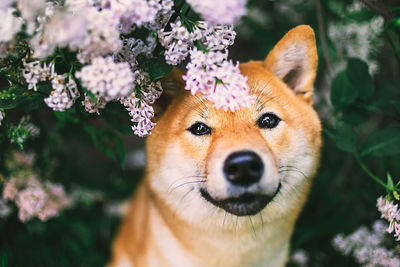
[146,25,321,229]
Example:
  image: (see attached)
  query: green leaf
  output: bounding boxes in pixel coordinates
[85,126,126,169]
[389,17,400,30]
[54,109,80,124]
[346,58,374,102]
[100,102,133,135]
[392,100,400,114]
[143,56,172,82]
[324,122,358,153]
[0,99,17,109]
[330,71,357,111]
[387,173,394,191]
[341,107,369,126]
[361,128,400,157]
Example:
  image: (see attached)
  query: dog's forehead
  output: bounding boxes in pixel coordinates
[181,65,293,123]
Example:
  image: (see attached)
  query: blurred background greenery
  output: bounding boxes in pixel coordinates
[1,0,400,266]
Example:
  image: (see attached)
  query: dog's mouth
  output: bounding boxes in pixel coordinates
[200,183,281,216]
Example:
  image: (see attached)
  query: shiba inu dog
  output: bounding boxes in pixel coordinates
[110,25,321,267]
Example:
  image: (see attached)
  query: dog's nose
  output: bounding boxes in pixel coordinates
[223,151,264,186]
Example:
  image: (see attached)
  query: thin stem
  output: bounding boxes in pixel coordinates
[360,0,394,23]
[355,155,392,191]
[384,29,400,69]
[315,0,333,76]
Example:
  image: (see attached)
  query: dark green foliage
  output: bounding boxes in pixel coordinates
[331,71,358,111]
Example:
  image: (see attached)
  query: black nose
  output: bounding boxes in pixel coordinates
[223,151,264,186]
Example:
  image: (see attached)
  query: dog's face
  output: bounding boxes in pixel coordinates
[146,26,321,229]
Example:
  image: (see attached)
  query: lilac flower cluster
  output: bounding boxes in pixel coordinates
[186,0,247,25]
[45,75,80,112]
[377,196,400,240]
[158,19,193,65]
[3,0,250,137]
[22,60,81,111]
[159,18,253,111]
[2,152,71,222]
[121,96,156,137]
[120,71,163,137]
[76,56,134,102]
[0,151,110,222]
[158,20,236,64]
[332,220,400,267]
[75,8,121,63]
[183,49,255,111]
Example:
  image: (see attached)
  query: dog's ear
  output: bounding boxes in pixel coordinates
[153,68,185,120]
[264,25,317,104]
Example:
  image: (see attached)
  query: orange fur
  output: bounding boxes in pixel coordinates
[110,25,321,267]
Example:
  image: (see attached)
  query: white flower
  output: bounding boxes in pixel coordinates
[76,7,122,63]
[76,56,134,101]
[327,15,384,74]
[117,36,157,66]
[17,187,46,221]
[141,80,162,105]
[17,0,46,21]
[0,0,14,10]
[0,8,23,42]
[118,0,162,29]
[290,249,309,266]
[377,196,400,240]
[158,19,192,65]
[186,0,247,25]
[332,220,400,266]
[3,178,20,201]
[38,181,71,221]
[145,0,174,31]
[183,48,255,112]
[22,60,54,91]
[44,75,80,112]
[0,200,11,219]
[44,10,87,49]
[159,20,236,65]
[195,21,236,51]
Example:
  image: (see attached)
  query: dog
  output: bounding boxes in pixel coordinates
[110,25,321,267]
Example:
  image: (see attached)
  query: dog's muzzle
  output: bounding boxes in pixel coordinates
[201,150,280,216]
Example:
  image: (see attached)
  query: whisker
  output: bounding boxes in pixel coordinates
[249,216,256,238]
[167,175,207,191]
[278,169,308,179]
[222,211,227,228]
[179,187,195,204]
[235,216,239,233]
[278,165,305,173]
[278,166,308,179]
[259,213,264,228]
[168,180,206,193]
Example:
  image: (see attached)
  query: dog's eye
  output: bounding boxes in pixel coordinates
[187,122,211,136]
[257,113,281,129]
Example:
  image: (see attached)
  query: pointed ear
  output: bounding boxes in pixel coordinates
[264,25,318,104]
[153,68,185,120]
